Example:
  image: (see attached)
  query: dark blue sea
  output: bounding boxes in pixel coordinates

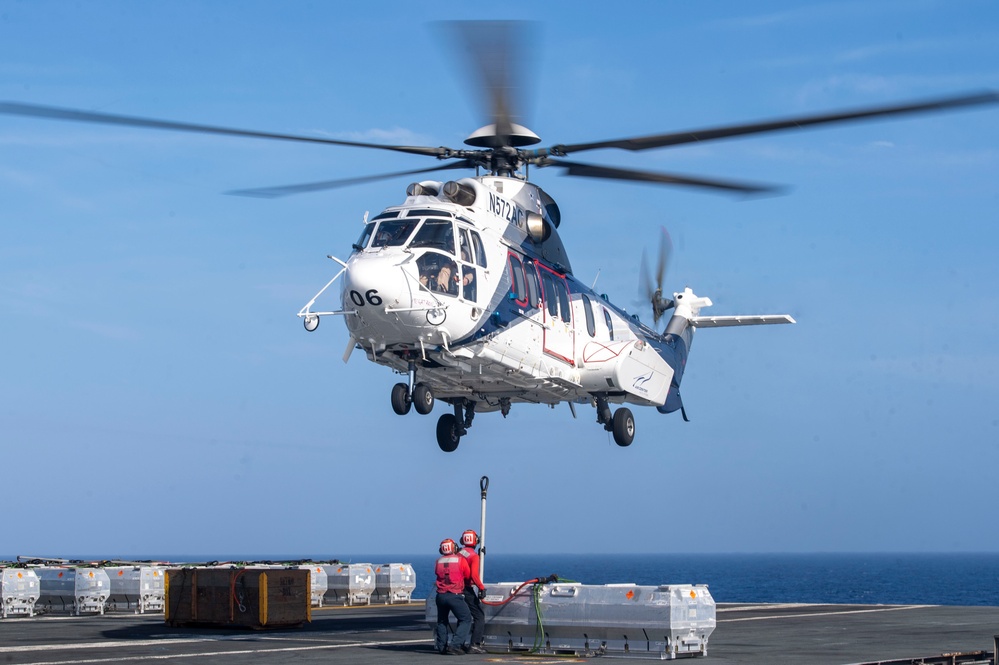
[10,553,998,606]
[388,553,999,606]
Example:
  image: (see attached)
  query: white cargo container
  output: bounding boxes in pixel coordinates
[428,581,716,659]
[105,565,166,614]
[373,563,416,604]
[35,567,111,615]
[299,565,329,607]
[322,563,375,606]
[1,568,40,618]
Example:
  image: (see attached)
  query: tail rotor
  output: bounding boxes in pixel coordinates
[640,227,675,330]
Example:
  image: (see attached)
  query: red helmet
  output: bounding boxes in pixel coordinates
[439,538,458,555]
[461,530,478,547]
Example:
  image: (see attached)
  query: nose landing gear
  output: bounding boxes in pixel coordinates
[595,397,635,447]
[390,362,435,416]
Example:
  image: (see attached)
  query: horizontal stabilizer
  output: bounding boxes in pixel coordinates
[690,314,796,328]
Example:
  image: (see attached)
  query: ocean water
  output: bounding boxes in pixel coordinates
[364,553,999,606]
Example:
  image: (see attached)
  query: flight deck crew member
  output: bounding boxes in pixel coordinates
[434,538,472,655]
[459,530,487,653]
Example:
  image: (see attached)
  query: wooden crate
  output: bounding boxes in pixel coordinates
[164,567,311,628]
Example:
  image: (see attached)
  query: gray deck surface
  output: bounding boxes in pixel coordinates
[1,602,997,664]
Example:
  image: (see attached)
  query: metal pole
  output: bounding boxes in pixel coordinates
[479,476,489,582]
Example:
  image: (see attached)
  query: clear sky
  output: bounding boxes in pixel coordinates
[2,1,997,558]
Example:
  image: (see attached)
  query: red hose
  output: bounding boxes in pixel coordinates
[480,578,540,607]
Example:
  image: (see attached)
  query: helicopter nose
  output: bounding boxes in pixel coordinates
[342,256,412,339]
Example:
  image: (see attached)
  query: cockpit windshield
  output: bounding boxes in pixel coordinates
[409,219,454,254]
[370,219,418,248]
[353,223,375,251]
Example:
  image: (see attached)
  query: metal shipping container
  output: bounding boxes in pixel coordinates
[322,563,375,606]
[427,581,716,659]
[35,567,111,615]
[299,565,328,607]
[105,565,167,614]
[373,563,416,604]
[1,568,40,618]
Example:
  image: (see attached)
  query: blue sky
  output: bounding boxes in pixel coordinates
[2,1,997,558]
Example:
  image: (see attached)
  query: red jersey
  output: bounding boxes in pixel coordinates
[435,554,470,595]
[459,546,485,591]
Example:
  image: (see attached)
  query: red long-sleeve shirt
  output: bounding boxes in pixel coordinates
[459,546,485,591]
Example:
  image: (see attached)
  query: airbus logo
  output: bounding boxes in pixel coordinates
[632,372,653,394]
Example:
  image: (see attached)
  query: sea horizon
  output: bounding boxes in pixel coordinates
[5,552,998,607]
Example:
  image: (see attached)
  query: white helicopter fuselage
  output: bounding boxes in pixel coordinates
[299,173,792,450]
[333,175,680,413]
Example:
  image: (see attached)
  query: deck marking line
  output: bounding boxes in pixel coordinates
[719,605,932,623]
[5,637,431,664]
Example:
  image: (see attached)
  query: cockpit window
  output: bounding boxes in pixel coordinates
[371,219,418,248]
[409,219,455,254]
[354,223,375,251]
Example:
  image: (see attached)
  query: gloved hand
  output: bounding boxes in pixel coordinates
[478,588,487,600]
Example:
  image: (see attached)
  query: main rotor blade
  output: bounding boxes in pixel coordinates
[226,159,476,198]
[445,21,535,143]
[546,91,999,155]
[542,158,781,195]
[0,101,452,157]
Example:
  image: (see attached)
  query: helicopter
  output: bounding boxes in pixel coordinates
[2,23,996,452]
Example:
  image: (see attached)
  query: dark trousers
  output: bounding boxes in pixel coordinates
[462,587,485,646]
[434,592,471,653]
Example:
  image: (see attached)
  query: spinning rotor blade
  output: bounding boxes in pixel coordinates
[638,227,675,326]
[445,21,537,147]
[545,91,999,155]
[0,101,452,157]
[543,158,780,195]
[227,159,477,198]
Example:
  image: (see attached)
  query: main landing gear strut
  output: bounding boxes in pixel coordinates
[387,363,475,452]
[595,397,635,447]
[436,399,475,453]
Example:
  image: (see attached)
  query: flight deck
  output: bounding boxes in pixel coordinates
[1,602,997,665]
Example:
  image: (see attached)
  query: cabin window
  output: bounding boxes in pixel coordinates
[409,219,455,254]
[469,230,487,267]
[542,272,558,318]
[603,307,614,341]
[525,262,540,308]
[417,252,458,297]
[582,294,596,337]
[371,219,418,248]
[508,255,526,304]
[555,279,571,323]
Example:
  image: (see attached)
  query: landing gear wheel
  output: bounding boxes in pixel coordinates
[303,314,319,332]
[612,407,635,447]
[413,383,434,415]
[436,413,461,452]
[390,383,411,415]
